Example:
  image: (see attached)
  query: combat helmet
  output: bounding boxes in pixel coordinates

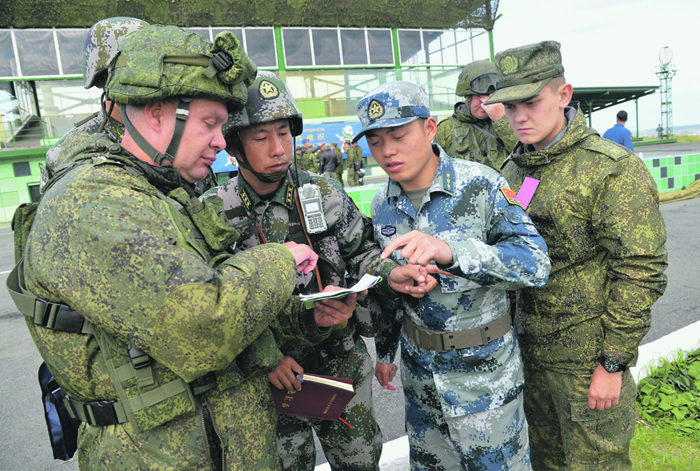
[225,71,303,183]
[83,17,149,89]
[455,60,498,97]
[105,24,257,166]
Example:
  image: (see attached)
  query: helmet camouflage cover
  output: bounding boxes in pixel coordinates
[455,60,498,97]
[225,71,303,137]
[83,17,149,89]
[106,24,257,110]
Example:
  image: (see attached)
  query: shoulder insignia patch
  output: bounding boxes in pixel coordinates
[500,187,524,209]
[380,225,396,237]
[39,162,48,190]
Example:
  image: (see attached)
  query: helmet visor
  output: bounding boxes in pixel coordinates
[470,73,498,95]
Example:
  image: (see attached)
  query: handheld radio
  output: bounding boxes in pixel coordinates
[298,183,328,234]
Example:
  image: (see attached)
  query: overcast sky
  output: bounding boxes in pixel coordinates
[489,0,699,135]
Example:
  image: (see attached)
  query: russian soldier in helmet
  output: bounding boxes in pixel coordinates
[433,60,518,171]
[204,71,438,471]
[17,25,354,470]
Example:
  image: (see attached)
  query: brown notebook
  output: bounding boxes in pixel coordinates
[270,374,356,420]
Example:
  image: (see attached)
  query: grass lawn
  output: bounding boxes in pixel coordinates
[631,421,700,470]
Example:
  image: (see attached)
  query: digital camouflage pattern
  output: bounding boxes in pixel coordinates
[486,41,565,105]
[23,134,331,470]
[83,17,149,89]
[277,340,382,471]
[402,349,531,470]
[352,81,430,144]
[346,145,363,186]
[44,108,124,182]
[372,147,550,469]
[524,362,636,470]
[204,168,401,470]
[454,59,498,97]
[434,108,517,171]
[226,71,303,136]
[106,25,256,108]
[501,106,668,371]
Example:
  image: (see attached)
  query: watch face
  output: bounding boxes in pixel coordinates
[604,358,619,373]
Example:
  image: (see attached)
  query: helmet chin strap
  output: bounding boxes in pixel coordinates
[119,98,192,167]
[231,132,289,183]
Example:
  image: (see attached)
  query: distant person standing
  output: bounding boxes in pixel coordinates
[656,124,664,140]
[603,111,634,151]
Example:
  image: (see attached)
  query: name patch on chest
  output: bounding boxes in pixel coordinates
[500,187,524,209]
[381,225,397,237]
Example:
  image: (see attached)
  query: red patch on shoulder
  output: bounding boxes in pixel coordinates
[500,187,524,209]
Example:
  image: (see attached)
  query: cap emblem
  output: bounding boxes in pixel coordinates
[259,80,279,100]
[500,56,518,75]
[368,99,385,121]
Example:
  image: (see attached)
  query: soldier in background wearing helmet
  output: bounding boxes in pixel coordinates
[486,41,668,470]
[434,60,517,171]
[43,17,148,186]
[17,25,354,470]
[204,71,438,471]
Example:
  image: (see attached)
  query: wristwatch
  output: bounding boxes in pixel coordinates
[600,356,627,373]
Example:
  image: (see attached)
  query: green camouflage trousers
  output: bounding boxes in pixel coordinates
[402,351,532,471]
[276,339,382,471]
[523,361,636,470]
[323,172,339,183]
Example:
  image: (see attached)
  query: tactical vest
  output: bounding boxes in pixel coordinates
[218,170,358,371]
[448,116,509,171]
[7,146,282,434]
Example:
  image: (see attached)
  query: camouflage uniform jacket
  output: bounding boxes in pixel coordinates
[373,146,551,417]
[434,102,517,172]
[24,135,329,470]
[45,106,124,178]
[302,146,320,174]
[204,169,400,371]
[346,146,362,176]
[501,106,668,372]
[333,147,344,179]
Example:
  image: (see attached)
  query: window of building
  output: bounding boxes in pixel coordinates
[28,184,41,203]
[283,29,313,67]
[340,29,368,65]
[367,30,394,65]
[245,28,276,68]
[311,29,341,66]
[0,30,17,77]
[14,30,59,76]
[56,30,87,75]
[13,162,31,177]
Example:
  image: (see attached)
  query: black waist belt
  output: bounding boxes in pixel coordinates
[403,314,511,352]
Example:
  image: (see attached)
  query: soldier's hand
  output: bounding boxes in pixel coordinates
[313,285,364,328]
[375,362,398,390]
[282,241,318,274]
[381,230,453,266]
[588,364,622,410]
[480,99,505,122]
[268,356,304,391]
[389,264,442,297]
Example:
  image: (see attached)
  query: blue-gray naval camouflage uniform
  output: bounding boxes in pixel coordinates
[374,146,551,471]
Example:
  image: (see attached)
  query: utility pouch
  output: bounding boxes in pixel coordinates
[38,362,80,461]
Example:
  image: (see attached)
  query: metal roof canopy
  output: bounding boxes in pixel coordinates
[572,85,658,137]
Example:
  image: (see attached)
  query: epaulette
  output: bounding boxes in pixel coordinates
[73,111,99,128]
[580,135,630,162]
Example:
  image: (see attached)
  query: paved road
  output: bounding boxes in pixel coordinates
[1,196,698,470]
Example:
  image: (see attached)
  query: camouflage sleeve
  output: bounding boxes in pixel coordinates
[433,117,453,152]
[374,307,403,364]
[440,175,551,290]
[491,115,519,152]
[268,297,331,351]
[594,156,668,365]
[326,178,399,298]
[25,165,299,383]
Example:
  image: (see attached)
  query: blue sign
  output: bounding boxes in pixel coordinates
[212,149,238,174]
[299,121,370,157]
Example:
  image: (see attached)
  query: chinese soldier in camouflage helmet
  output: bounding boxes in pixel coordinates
[434,60,517,171]
[486,40,668,470]
[357,80,551,471]
[205,71,437,471]
[16,25,355,470]
[43,17,149,188]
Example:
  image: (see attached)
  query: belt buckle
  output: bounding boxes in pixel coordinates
[83,400,119,426]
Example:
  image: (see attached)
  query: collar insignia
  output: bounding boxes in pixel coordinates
[285,184,294,209]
